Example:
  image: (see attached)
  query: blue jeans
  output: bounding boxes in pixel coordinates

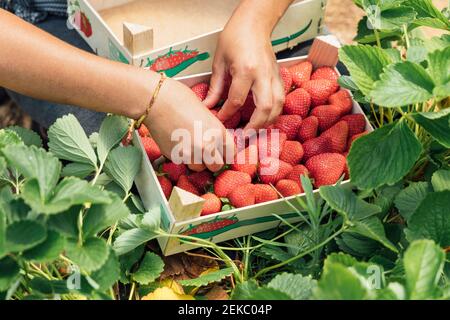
[6,16,105,135]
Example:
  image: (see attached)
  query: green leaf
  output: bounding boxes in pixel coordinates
[246,287,292,300]
[47,206,80,238]
[371,61,434,107]
[61,162,95,178]
[90,248,121,291]
[338,76,359,91]
[427,47,450,87]
[6,220,47,252]
[404,239,445,299]
[104,146,141,193]
[348,121,422,190]
[132,252,165,285]
[2,145,61,201]
[394,181,431,221]
[407,46,428,63]
[314,263,371,300]
[339,45,392,95]
[0,204,5,258]
[179,267,233,287]
[97,115,129,166]
[231,280,259,300]
[404,0,450,30]
[6,126,42,148]
[337,233,381,257]
[22,176,111,215]
[366,5,417,30]
[431,170,450,192]
[113,228,158,256]
[23,230,65,262]
[320,184,381,221]
[65,237,109,272]
[141,208,161,232]
[29,278,70,295]
[347,217,398,252]
[0,129,22,148]
[267,273,316,300]
[354,17,401,44]
[48,114,97,167]
[0,256,20,291]
[411,108,450,148]
[405,191,450,247]
[83,193,130,238]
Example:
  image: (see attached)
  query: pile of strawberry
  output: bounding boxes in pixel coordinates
[138,61,368,216]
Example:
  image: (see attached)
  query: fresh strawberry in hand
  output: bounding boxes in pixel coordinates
[157,176,173,199]
[228,184,256,208]
[311,67,340,92]
[302,136,332,161]
[321,121,349,153]
[305,153,346,188]
[341,114,366,137]
[188,171,214,192]
[310,105,342,132]
[258,157,293,185]
[253,184,279,204]
[162,162,187,182]
[289,61,313,87]
[302,80,338,106]
[191,82,209,102]
[286,164,309,186]
[142,136,162,162]
[280,140,304,165]
[276,179,302,197]
[214,170,252,198]
[283,88,311,117]
[274,115,303,140]
[297,116,319,143]
[201,193,222,216]
[177,175,200,196]
[329,90,353,116]
[231,144,259,179]
[279,67,293,94]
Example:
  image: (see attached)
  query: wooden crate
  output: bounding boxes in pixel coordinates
[68,0,327,77]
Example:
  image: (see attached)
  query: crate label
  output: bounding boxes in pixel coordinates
[68,0,93,38]
[108,39,129,64]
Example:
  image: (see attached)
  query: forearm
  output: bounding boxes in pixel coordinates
[230,0,295,36]
[0,9,153,119]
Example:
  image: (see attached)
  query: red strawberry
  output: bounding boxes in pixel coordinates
[231,144,258,178]
[258,129,287,159]
[253,184,279,204]
[279,67,293,94]
[149,49,198,72]
[305,153,346,188]
[191,82,209,101]
[276,179,302,197]
[297,116,319,143]
[329,90,353,115]
[310,105,342,132]
[283,88,311,117]
[177,175,200,196]
[157,176,173,199]
[302,80,338,106]
[341,114,366,137]
[201,193,222,216]
[162,162,187,182]
[321,121,349,153]
[286,164,309,186]
[214,170,252,198]
[240,95,256,123]
[142,136,161,162]
[188,171,213,191]
[274,115,303,140]
[302,136,332,161]
[289,61,313,87]
[258,157,293,185]
[347,131,369,151]
[138,124,150,137]
[228,184,255,208]
[280,140,304,165]
[311,67,339,82]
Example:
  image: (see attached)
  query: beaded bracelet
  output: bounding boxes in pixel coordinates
[134,72,166,129]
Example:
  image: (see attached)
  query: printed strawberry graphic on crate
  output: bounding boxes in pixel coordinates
[180,216,239,238]
[145,47,210,77]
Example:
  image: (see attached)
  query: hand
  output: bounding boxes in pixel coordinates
[144,78,235,172]
[203,11,285,133]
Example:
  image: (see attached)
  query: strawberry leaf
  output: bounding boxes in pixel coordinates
[394,181,432,221]
[5,126,42,148]
[179,267,233,287]
[267,273,316,300]
[104,146,141,193]
[410,108,450,148]
[65,237,109,273]
[431,170,450,192]
[97,115,129,166]
[132,252,164,285]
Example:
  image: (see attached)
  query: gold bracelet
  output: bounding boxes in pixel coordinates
[134,72,166,129]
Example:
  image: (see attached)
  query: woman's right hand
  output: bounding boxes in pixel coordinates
[144,77,235,172]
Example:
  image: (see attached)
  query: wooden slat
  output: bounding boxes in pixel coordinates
[168,187,204,222]
[123,22,154,55]
[307,35,341,68]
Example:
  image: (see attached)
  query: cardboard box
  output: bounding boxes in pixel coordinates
[133,36,374,256]
[68,0,327,77]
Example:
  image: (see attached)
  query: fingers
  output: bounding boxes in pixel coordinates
[243,78,273,132]
[268,75,285,124]
[218,74,252,122]
[188,163,206,172]
[204,63,226,109]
